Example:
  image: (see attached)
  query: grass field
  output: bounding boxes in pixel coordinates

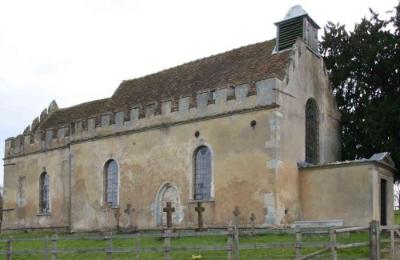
[0,212,398,260]
[395,211,400,225]
[0,229,379,259]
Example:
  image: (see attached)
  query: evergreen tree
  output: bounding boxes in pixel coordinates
[320,2,400,178]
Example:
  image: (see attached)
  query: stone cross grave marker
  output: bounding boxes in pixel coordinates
[250,213,256,235]
[124,204,135,230]
[114,207,121,231]
[163,202,175,228]
[124,204,133,214]
[233,206,240,226]
[250,213,256,226]
[195,202,205,229]
[0,208,14,230]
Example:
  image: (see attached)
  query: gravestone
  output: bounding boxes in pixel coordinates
[124,204,135,230]
[233,207,240,226]
[163,202,175,228]
[114,207,121,231]
[250,213,256,235]
[291,219,344,228]
[250,213,256,226]
[195,202,205,230]
[156,184,183,226]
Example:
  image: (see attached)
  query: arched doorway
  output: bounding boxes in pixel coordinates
[155,183,184,226]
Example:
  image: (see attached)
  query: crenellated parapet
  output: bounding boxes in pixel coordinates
[4,78,282,158]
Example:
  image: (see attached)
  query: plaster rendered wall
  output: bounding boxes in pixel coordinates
[278,40,341,165]
[270,40,341,224]
[2,149,70,230]
[70,108,277,231]
[1,40,346,231]
[299,163,394,226]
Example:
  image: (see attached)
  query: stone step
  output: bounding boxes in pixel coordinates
[291,219,344,228]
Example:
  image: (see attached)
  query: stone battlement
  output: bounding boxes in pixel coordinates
[4,78,282,158]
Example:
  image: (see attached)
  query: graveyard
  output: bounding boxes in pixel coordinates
[0,204,398,259]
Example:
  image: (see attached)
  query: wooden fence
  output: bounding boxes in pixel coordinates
[0,220,399,260]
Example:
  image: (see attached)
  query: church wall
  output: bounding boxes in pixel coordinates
[300,164,373,226]
[70,108,277,231]
[2,149,70,230]
[3,77,284,231]
[299,162,394,226]
[279,40,341,164]
[270,40,341,225]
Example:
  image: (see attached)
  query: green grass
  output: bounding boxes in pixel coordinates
[395,210,400,224]
[0,214,397,259]
[0,229,379,260]
[0,211,398,259]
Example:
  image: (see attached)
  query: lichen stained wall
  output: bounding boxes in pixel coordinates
[299,163,394,226]
[70,108,277,231]
[271,39,341,224]
[2,149,70,230]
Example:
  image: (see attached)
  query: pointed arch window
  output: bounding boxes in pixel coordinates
[305,98,320,164]
[194,146,212,200]
[104,160,119,208]
[39,172,50,213]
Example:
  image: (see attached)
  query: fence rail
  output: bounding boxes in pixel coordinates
[0,221,399,259]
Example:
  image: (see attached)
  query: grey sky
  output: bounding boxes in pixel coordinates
[0,0,397,185]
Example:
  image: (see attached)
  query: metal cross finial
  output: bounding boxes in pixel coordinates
[195,202,205,229]
[163,202,175,228]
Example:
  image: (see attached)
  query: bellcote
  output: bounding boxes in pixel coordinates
[275,5,320,53]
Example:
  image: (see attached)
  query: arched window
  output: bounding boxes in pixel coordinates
[305,98,320,164]
[39,172,50,213]
[104,160,119,208]
[194,146,212,200]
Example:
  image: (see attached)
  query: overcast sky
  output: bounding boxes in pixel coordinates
[0,0,397,185]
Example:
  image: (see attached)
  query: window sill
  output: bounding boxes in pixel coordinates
[188,199,215,204]
[102,206,120,210]
[37,213,51,216]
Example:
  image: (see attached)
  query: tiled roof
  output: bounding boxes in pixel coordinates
[38,38,291,130]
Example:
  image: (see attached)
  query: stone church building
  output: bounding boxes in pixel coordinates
[2,6,396,232]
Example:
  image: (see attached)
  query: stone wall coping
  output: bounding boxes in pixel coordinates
[298,158,397,173]
[4,78,283,159]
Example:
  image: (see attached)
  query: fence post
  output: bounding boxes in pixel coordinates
[369,220,380,260]
[51,234,58,260]
[164,229,171,260]
[6,236,12,260]
[44,235,49,260]
[295,230,302,258]
[329,228,337,260]
[390,229,395,260]
[105,232,113,260]
[227,227,233,260]
[233,226,239,260]
[135,232,141,260]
